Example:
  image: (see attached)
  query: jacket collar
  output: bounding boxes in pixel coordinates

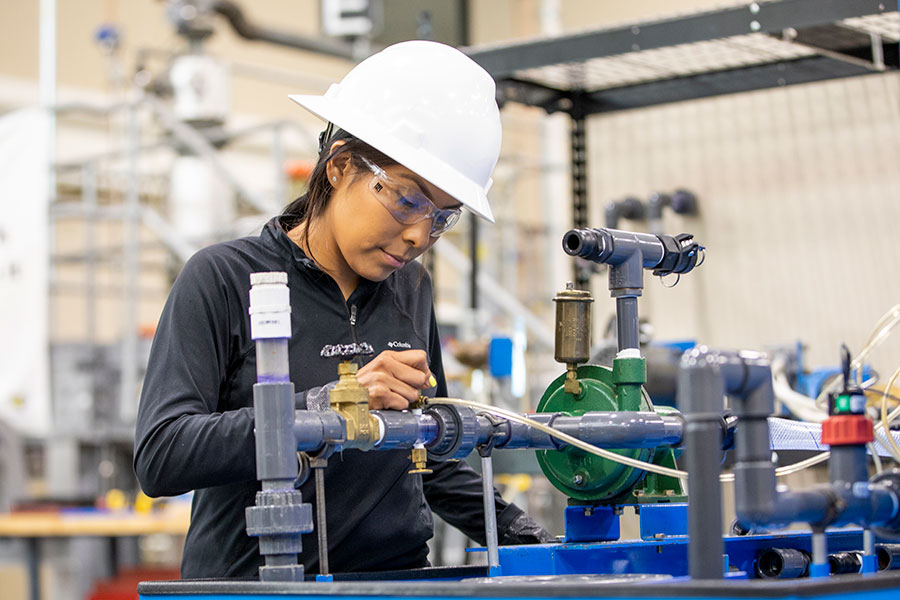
[263,216,382,301]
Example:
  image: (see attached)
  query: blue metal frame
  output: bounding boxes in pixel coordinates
[563,506,620,543]
[637,503,688,541]
[499,529,870,579]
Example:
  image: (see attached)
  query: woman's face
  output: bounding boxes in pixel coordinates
[323,154,461,284]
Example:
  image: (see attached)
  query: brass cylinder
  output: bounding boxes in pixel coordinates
[553,283,593,365]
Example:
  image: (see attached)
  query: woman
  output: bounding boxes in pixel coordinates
[134,40,550,579]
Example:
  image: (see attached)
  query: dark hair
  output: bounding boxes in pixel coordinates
[279,127,399,250]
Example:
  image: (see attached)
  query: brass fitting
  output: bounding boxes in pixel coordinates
[329,361,381,451]
[554,283,593,397]
[564,366,582,396]
[407,396,432,474]
[408,447,432,474]
[409,396,427,410]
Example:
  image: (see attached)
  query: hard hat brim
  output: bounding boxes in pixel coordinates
[289,93,495,224]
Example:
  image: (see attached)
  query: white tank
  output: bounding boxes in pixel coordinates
[170,54,230,125]
[169,155,235,244]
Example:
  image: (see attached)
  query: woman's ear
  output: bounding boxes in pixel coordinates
[325,141,350,187]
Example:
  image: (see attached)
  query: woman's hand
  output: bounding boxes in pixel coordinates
[356,350,435,410]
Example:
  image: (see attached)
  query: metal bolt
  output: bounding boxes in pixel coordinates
[750,20,761,32]
[573,474,585,486]
[749,3,760,14]
[654,533,665,540]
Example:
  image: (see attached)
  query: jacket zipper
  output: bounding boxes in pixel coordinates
[348,304,359,345]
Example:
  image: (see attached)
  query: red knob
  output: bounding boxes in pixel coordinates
[821,415,874,446]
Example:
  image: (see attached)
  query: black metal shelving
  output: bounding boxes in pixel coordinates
[465,0,898,287]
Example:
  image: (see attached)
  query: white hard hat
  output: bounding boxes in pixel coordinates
[289,40,501,223]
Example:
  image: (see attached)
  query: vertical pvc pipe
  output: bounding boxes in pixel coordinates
[862,529,877,573]
[119,96,140,424]
[315,468,329,575]
[246,272,309,582]
[481,454,501,576]
[272,123,286,213]
[678,352,726,580]
[810,531,829,578]
[615,296,640,351]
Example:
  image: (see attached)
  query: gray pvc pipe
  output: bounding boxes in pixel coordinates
[616,297,640,351]
[293,409,684,453]
[481,454,501,572]
[830,445,868,485]
[678,348,727,580]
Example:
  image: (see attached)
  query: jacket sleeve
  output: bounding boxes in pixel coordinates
[133,250,259,497]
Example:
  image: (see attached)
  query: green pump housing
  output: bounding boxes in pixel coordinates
[535,359,686,505]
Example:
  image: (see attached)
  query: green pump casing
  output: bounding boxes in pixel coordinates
[536,361,655,503]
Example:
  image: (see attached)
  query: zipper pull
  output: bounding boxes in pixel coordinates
[349,304,357,327]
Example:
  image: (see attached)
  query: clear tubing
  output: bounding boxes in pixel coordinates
[881,366,900,460]
[291,396,828,482]
[431,398,830,482]
[255,338,290,383]
[432,398,686,479]
[816,304,900,409]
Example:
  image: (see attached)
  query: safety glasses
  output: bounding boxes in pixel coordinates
[360,157,462,237]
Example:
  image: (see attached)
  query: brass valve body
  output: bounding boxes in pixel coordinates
[329,361,381,451]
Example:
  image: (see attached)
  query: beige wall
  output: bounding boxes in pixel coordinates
[588,72,900,372]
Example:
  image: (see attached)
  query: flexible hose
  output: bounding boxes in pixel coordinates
[881,367,900,460]
[431,397,688,479]
[816,304,900,409]
[428,398,829,482]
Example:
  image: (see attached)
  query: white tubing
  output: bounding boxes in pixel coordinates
[428,398,830,482]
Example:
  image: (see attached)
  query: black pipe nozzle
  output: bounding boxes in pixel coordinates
[756,548,810,579]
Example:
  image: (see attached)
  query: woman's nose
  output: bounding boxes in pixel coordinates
[402,219,432,248]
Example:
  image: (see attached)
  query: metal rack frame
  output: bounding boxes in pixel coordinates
[466,0,898,288]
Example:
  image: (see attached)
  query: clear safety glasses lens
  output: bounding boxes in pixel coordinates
[363,160,462,237]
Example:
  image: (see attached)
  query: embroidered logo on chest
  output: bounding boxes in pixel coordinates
[387,341,412,349]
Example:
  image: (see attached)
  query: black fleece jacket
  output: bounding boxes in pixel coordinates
[133,218,525,578]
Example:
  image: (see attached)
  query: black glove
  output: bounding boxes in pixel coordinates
[499,511,554,545]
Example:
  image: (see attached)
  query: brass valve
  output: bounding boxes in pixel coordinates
[407,395,432,474]
[329,361,381,451]
[408,447,432,475]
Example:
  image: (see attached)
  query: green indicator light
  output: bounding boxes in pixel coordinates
[835,395,851,413]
